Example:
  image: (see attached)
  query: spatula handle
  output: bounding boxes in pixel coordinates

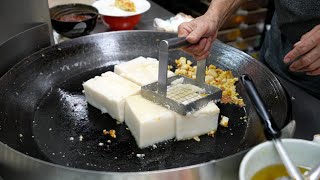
[162,36,191,50]
[158,37,206,95]
[240,74,281,140]
[273,138,304,180]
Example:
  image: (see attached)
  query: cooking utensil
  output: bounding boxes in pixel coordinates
[141,37,222,115]
[241,74,303,180]
[0,31,290,176]
[307,162,320,180]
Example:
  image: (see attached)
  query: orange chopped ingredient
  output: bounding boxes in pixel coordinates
[103,129,109,135]
[102,129,116,138]
[174,57,245,107]
[109,129,116,138]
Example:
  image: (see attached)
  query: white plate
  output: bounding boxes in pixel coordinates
[92,0,151,17]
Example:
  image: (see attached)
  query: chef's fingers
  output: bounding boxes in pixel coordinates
[296,57,320,73]
[193,37,213,60]
[294,25,320,47]
[203,36,213,55]
[305,58,320,74]
[178,22,193,38]
[194,51,210,61]
[190,38,207,55]
[182,44,199,55]
[182,37,212,61]
[185,23,209,44]
[306,66,320,76]
[178,22,200,54]
[284,26,320,64]
[301,25,320,41]
[289,45,320,71]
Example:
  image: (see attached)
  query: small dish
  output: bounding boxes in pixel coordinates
[93,0,151,30]
[50,3,98,38]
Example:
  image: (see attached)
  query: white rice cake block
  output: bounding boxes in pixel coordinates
[83,71,140,122]
[176,102,220,141]
[114,56,175,86]
[125,95,176,148]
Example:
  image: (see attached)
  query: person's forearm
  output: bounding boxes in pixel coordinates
[204,0,245,29]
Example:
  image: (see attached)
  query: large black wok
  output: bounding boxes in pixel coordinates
[0,31,290,173]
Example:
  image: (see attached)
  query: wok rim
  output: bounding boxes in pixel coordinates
[0,140,250,175]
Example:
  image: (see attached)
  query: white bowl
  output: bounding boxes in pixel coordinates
[239,139,320,180]
[92,0,151,30]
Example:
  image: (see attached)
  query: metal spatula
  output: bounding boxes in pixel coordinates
[141,37,222,115]
[240,74,304,180]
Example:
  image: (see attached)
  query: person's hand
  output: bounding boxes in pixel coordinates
[283,25,320,76]
[178,14,219,60]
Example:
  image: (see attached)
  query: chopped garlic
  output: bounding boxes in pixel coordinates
[208,130,216,137]
[102,129,116,138]
[136,154,145,158]
[174,57,244,106]
[103,129,109,135]
[79,135,84,141]
[219,115,229,127]
[193,136,200,142]
[110,129,116,138]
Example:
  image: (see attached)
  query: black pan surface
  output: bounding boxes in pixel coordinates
[0,31,289,172]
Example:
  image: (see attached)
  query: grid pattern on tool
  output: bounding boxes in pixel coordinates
[167,84,203,105]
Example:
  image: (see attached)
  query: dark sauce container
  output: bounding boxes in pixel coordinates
[50,4,98,38]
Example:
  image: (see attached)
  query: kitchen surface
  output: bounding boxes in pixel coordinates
[0,0,319,180]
